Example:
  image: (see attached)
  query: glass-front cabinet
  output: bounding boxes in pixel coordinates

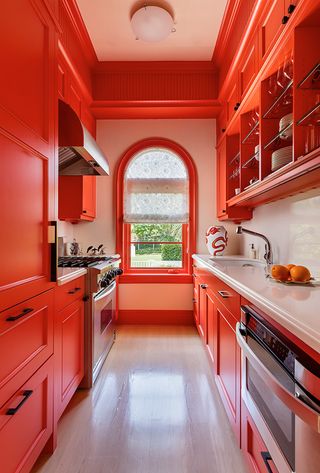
[217,1,320,220]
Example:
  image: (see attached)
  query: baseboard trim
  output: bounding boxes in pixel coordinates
[117,310,194,325]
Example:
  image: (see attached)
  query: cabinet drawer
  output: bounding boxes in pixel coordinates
[0,290,54,392]
[56,277,85,311]
[211,280,240,321]
[242,401,279,473]
[0,357,53,473]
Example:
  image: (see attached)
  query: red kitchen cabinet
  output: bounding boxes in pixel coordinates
[198,280,208,342]
[0,0,56,311]
[0,290,54,396]
[241,401,279,473]
[54,298,84,421]
[238,34,259,101]
[0,0,56,160]
[206,289,216,364]
[59,175,96,222]
[0,357,54,473]
[54,277,85,421]
[214,298,241,444]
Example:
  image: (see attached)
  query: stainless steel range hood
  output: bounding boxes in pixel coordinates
[58,100,110,176]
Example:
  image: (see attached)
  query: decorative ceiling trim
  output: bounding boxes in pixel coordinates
[91,99,221,119]
[60,0,98,67]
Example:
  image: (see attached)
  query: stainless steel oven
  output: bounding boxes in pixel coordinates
[92,281,116,383]
[237,306,320,473]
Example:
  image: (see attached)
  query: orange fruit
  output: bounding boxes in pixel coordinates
[290,266,311,282]
[271,265,290,281]
[286,264,296,271]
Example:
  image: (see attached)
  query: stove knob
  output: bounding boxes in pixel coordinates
[100,278,109,288]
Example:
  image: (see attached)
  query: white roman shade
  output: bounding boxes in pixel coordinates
[124,148,189,224]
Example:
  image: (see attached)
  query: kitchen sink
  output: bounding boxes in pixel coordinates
[208,256,265,268]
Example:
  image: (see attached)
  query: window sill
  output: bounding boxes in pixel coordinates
[119,273,193,284]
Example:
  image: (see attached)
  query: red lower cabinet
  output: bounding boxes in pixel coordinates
[206,290,216,363]
[241,401,279,473]
[54,296,84,421]
[0,290,54,394]
[0,357,53,473]
[214,300,241,443]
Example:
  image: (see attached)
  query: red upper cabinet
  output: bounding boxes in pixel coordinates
[59,176,97,223]
[0,0,57,310]
[260,0,300,60]
[0,0,56,160]
[238,34,259,101]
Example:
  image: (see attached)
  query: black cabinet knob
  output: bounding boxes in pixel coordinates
[234,102,240,111]
[221,128,226,133]
[288,4,296,14]
[282,15,289,24]
[82,210,87,213]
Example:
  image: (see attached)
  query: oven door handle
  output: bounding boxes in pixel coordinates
[236,323,320,433]
[94,281,116,301]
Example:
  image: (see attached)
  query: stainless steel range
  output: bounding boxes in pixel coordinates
[58,255,122,387]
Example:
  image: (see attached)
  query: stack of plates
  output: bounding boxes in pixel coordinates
[271,146,292,171]
[279,113,293,140]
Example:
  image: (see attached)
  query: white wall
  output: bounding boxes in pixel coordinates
[239,189,320,276]
[72,118,239,310]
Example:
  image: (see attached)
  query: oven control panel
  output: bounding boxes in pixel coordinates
[99,268,123,289]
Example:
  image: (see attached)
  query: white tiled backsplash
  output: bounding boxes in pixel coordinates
[239,190,320,277]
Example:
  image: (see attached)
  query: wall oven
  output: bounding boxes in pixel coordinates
[237,306,320,473]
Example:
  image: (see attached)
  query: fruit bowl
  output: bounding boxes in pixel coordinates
[266,264,319,286]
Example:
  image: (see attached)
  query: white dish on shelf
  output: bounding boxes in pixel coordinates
[271,146,292,171]
[279,113,293,140]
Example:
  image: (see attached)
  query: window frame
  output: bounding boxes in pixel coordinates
[116,138,196,283]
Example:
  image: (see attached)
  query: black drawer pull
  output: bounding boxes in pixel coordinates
[218,290,232,299]
[261,451,273,473]
[288,4,296,14]
[6,308,33,322]
[6,390,33,416]
[282,15,289,24]
[200,284,208,289]
[68,287,81,294]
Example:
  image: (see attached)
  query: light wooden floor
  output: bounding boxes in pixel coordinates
[33,325,248,473]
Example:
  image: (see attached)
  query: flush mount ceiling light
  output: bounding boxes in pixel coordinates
[131,4,175,42]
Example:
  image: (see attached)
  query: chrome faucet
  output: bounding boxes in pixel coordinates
[236,226,273,265]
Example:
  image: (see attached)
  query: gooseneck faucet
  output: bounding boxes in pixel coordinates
[236,226,273,265]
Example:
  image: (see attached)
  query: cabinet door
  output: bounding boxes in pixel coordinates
[55,299,84,421]
[226,83,239,124]
[0,0,56,160]
[0,134,54,311]
[241,401,279,473]
[82,176,96,218]
[198,283,207,342]
[261,0,285,60]
[206,290,216,363]
[216,139,227,218]
[0,357,53,473]
[214,301,241,443]
[239,35,259,100]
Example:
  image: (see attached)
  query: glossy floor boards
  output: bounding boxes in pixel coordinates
[33,325,248,473]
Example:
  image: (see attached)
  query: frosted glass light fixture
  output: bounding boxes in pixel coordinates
[131,5,175,42]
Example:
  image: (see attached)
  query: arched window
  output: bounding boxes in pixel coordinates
[117,138,196,280]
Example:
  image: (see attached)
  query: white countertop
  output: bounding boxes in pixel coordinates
[57,267,87,285]
[193,254,320,354]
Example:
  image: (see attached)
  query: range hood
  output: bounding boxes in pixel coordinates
[58,100,110,176]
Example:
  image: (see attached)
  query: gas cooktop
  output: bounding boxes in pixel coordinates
[58,256,116,268]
